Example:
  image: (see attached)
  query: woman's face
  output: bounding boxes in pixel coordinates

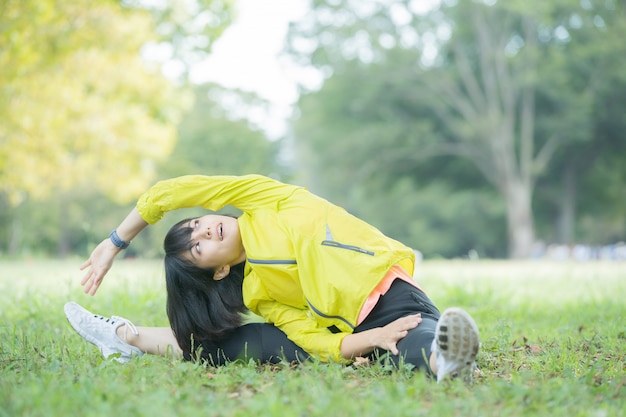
[183,214,246,272]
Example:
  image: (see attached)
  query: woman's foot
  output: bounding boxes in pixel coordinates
[433,307,480,383]
[64,302,144,363]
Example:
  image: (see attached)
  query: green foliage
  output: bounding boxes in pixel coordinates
[531,0,626,244]
[0,1,270,258]
[123,0,234,81]
[1,260,625,416]
[159,83,284,178]
[0,82,287,258]
[321,177,507,259]
[0,0,190,205]
[289,0,626,257]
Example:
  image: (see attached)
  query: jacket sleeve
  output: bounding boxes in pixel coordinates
[136,174,300,224]
[244,273,349,363]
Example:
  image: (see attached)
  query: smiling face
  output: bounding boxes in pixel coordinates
[183,214,246,275]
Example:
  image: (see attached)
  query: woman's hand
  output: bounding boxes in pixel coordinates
[373,313,422,355]
[79,208,149,296]
[340,313,422,359]
[80,238,121,296]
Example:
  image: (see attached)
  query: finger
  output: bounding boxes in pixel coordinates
[79,259,92,271]
[85,277,97,295]
[83,271,98,293]
[87,273,102,295]
[391,330,409,348]
[89,281,99,296]
[83,278,93,294]
[402,313,420,322]
[403,316,421,329]
[80,268,95,286]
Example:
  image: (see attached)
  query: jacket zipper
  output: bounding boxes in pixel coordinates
[247,257,354,330]
[247,258,297,265]
[321,240,375,256]
[307,298,355,330]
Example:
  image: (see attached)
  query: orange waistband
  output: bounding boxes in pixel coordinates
[357,265,424,326]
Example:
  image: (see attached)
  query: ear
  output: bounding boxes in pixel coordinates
[212,264,231,281]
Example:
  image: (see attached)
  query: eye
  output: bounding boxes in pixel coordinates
[194,219,199,229]
[195,242,200,254]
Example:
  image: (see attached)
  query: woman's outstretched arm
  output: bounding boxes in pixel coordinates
[80,207,149,296]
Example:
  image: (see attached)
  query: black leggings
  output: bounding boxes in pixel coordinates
[354,279,441,372]
[186,323,310,365]
[187,280,439,370]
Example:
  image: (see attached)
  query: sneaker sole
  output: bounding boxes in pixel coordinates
[435,307,480,382]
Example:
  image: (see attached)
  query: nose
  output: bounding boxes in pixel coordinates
[191,225,211,241]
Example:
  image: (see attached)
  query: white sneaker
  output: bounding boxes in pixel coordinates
[64,302,144,363]
[433,307,480,383]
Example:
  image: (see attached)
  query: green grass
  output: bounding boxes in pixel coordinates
[1,259,625,417]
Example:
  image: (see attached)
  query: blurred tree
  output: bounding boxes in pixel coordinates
[287,0,625,258]
[533,3,626,245]
[0,82,288,257]
[295,54,507,258]
[0,0,235,256]
[139,83,288,258]
[160,83,283,178]
[123,0,233,81]
[0,0,188,205]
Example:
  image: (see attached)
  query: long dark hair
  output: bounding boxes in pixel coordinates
[163,217,247,357]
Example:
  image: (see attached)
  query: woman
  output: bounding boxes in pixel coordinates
[68,174,480,381]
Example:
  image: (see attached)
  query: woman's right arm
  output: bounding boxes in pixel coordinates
[79,174,254,295]
[80,207,148,296]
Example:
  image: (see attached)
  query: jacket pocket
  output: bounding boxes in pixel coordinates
[307,298,355,330]
[410,290,441,317]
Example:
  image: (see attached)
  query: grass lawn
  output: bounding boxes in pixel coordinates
[1,259,625,416]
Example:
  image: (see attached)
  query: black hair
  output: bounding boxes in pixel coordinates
[163,217,247,357]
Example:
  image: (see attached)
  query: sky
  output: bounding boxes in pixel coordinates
[150,0,443,137]
[189,0,316,138]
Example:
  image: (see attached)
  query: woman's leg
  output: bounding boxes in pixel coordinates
[354,279,441,373]
[65,302,308,365]
[369,316,437,371]
[118,326,182,357]
[64,302,178,362]
[189,323,310,365]
[120,323,310,364]
[353,281,480,381]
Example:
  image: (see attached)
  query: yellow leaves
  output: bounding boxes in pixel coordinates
[0,0,191,205]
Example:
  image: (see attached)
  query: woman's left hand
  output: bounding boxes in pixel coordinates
[375,313,422,355]
[340,313,422,359]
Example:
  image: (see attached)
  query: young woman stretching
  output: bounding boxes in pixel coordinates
[66,174,480,381]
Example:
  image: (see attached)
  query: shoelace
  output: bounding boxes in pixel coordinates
[111,315,140,339]
[93,314,140,339]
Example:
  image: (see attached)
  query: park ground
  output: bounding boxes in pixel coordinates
[0,259,624,416]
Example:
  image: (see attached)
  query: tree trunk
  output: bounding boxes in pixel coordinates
[555,164,576,244]
[57,198,70,258]
[9,217,21,256]
[505,180,535,258]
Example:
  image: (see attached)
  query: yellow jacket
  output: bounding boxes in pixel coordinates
[137,174,416,362]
